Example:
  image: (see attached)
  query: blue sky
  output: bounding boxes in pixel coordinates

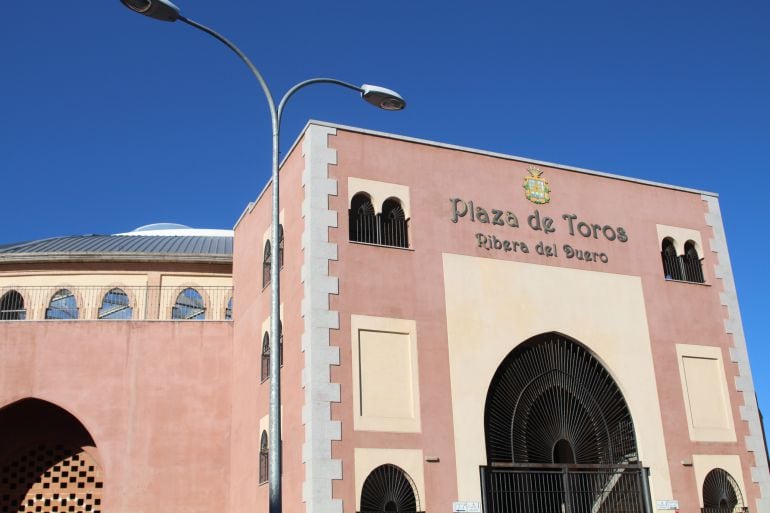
[1,1,769,430]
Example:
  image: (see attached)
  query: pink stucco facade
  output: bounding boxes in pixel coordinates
[1,121,767,513]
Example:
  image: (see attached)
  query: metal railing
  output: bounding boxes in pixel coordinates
[350,212,410,249]
[0,285,233,321]
[702,508,749,513]
[480,464,652,513]
[661,253,705,283]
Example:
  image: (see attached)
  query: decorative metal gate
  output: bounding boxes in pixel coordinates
[480,463,652,513]
[482,333,653,513]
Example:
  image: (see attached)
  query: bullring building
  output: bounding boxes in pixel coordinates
[1,121,768,513]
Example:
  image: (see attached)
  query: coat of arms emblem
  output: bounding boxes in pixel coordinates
[523,167,551,204]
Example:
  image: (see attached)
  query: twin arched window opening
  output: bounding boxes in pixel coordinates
[349,193,409,249]
[260,321,284,382]
[263,225,284,289]
[661,238,704,283]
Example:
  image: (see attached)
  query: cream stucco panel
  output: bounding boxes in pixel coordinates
[692,455,747,508]
[656,224,704,254]
[350,315,421,433]
[347,177,412,219]
[676,344,736,442]
[442,253,672,504]
[354,448,426,511]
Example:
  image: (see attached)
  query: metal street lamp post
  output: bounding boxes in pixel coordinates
[118,2,406,513]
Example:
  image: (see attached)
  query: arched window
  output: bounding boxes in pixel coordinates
[98,288,133,320]
[661,238,683,281]
[279,320,284,366]
[702,468,745,513]
[349,192,378,244]
[683,240,705,283]
[172,288,205,320]
[262,240,272,288]
[261,332,270,382]
[360,464,420,513]
[0,290,26,320]
[381,197,409,248]
[259,431,269,484]
[278,224,284,270]
[225,297,233,320]
[45,289,78,320]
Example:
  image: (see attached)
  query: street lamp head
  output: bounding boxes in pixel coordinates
[120,0,180,21]
[360,84,406,111]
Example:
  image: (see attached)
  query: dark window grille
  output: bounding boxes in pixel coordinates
[259,431,269,484]
[702,468,747,513]
[171,287,205,320]
[349,193,410,249]
[261,333,270,382]
[0,290,26,320]
[98,288,133,320]
[661,238,705,284]
[350,193,378,244]
[683,241,705,283]
[278,224,284,269]
[279,320,284,367]
[381,198,409,248]
[45,289,78,320]
[359,464,420,513]
[262,240,272,288]
[661,238,683,281]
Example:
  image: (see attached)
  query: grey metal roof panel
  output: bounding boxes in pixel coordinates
[0,235,233,258]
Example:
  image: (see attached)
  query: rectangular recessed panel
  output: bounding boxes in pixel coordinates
[682,356,730,429]
[358,329,414,420]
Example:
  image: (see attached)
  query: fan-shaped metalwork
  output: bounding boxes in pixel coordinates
[359,464,420,513]
[485,333,637,465]
[702,468,745,513]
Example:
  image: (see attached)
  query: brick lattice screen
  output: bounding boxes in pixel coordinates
[0,444,102,513]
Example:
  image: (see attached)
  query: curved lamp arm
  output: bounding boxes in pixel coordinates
[277,78,362,125]
[179,16,278,133]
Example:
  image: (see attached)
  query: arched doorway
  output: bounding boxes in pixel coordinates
[0,398,103,513]
[359,464,421,513]
[702,468,747,513]
[480,333,651,513]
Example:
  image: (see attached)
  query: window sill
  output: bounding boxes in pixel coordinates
[663,278,710,286]
[348,240,415,252]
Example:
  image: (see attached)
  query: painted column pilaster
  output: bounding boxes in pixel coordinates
[703,194,770,513]
[301,124,342,513]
